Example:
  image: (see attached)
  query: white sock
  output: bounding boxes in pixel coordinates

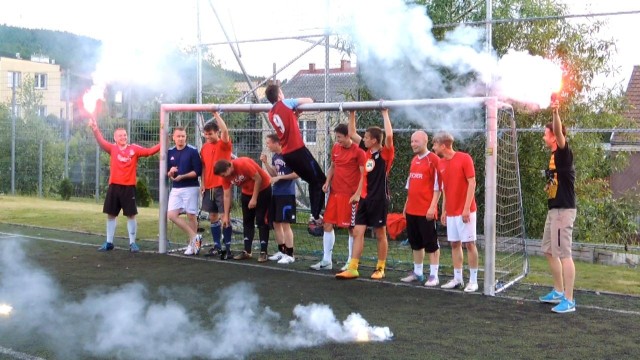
[322,230,335,263]
[454,268,463,282]
[347,235,354,260]
[430,264,439,278]
[127,219,137,244]
[414,263,423,276]
[106,218,116,243]
[470,268,478,284]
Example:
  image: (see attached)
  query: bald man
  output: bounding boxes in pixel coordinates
[401,131,442,286]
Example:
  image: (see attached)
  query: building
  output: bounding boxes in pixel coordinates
[0,54,71,119]
[610,65,640,197]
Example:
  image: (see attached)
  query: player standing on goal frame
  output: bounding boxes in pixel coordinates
[265,84,327,232]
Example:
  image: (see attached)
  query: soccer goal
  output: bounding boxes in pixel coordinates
[156,98,528,296]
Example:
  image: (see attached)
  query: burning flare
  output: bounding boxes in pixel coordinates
[0,303,13,316]
[82,84,105,116]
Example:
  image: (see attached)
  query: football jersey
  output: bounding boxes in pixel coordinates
[221,157,271,195]
[360,140,394,200]
[405,151,440,216]
[93,129,160,186]
[330,143,366,195]
[201,139,233,189]
[167,145,202,188]
[271,153,296,196]
[438,151,477,216]
[267,99,305,154]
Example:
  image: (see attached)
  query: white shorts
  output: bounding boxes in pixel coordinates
[168,187,200,214]
[446,212,477,243]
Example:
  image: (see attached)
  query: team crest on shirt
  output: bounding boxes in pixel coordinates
[365,159,375,172]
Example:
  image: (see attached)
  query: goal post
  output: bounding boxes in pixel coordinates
[158,97,528,295]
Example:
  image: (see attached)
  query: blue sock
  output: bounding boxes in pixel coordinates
[223,225,232,251]
[210,221,222,249]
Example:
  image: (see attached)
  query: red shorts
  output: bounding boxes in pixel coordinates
[324,193,357,228]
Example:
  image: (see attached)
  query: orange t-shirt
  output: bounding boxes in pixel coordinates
[221,157,271,195]
[438,151,477,216]
[405,152,440,216]
[201,139,232,189]
[330,143,366,195]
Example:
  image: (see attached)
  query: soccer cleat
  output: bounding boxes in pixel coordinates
[257,251,268,263]
[194,235,203,255]
[551,298,576,313]
[233,251,252,260]
[441,279,464,289]
[204,247,222,257]
[370,268,385,280]
[424,275,440,287]
[539,289,565,304]
[277,255,295,264]
[310,260,333,270]
[98,242,114,252]
[268,251,285,261]
[335,268,359,279]
[464,282,479,293]
[400,272,425,283]
[340,263,350,271]
[220,250,232,260]
[183,244,195,256]
[129,242,140,253]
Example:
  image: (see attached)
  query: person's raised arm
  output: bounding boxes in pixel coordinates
[551,101,566,149]
[382,109,393,148]
[213,112,230,144]
[348,111,362,144]
[88,118,112,153]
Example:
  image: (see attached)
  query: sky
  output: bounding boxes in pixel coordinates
[1,0,638,91]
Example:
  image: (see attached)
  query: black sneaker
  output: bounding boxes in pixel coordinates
[204,247,222,257]
[98,242,114,251]
[220,250,232,260]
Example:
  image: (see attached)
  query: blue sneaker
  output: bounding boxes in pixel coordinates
[539,289,564,304]
[129,242,140,253]
[552,298,576,313]
[98,242,114,252]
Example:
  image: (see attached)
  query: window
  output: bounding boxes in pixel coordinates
[301,120,317,145]
[7,72,21,88]
[34,73,47,89]
[37,106,47,118]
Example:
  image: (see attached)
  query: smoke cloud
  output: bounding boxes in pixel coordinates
[326,0,561,131]
[0,240,392,359]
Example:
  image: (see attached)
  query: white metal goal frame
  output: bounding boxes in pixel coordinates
[158,97,526,296]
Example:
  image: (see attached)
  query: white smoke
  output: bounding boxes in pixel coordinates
[0,240,392,359]
[325,0,561,130]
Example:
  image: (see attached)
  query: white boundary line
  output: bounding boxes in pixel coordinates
[0,346,46,360]
[2,231,640,317]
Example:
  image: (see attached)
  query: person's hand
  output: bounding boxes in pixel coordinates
[426,207,436,221]
[248,197,257,209]
[221,214,230,228]
[271,176,280,184]
[462,209,470,223]
[88,118,97,131]
[322,182,329,193]
[260,153,268,164]
[441,210,447,226]
[200,185,205,195]
[349,193,360,204]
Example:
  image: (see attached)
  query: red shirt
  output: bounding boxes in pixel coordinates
[221,157,271,195]
[406,152,440,216]
[361,144,394,200]
[330,143,366,195]
[93,129,160,186]
[200,140,232,189]
[438,151,477,216]
[267,100,305,154]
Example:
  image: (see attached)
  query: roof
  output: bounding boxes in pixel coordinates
[282,63,359,102]
[612,65,640,145]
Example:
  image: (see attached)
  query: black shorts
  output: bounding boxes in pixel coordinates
[354,197,388,228]
[406,214,439,253]
[202,187,225,213]
[103,184,137,217]
[270,195,297,223]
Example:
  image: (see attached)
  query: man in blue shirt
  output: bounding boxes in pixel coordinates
[167,127,202,255]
